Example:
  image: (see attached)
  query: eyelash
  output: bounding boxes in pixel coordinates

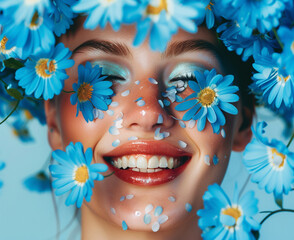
[101,74,126,81]
[170,74,196,82]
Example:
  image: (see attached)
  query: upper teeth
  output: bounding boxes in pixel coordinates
[112,155,181,172]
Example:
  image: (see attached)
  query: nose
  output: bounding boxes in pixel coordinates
[121,80,175,132]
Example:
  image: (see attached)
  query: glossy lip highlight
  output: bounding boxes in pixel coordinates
[103,140,192,186]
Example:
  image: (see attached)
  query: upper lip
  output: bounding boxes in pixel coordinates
[103,140,192,158]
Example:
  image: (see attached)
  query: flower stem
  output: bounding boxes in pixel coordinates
[62,90,75,94]
[260,208,294,225]
[0,100,20,124]
[287,133,294,148]
[0,77,8,87]
[272,28,284,49]
[103,171,115,178]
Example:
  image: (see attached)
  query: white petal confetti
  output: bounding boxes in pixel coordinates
[135,80,140,85]
[128,136,138,141]
[135,97,143,102]
[158,100,164,108]
[185,203,192,213]
[121,90,130,96]
[158,215,168,224]
[120,196,125,202]
[126,194,134,200]
[154,206,163,217]
[135,211,141,216]
[110,101,119,107]
[149,78,158,84]
[145,204,154,213]
[93,108,104,119]
[178,140,187,148]
[107,109,114,116]
[110,207,116,215]
[188,120,196,128]
[179,121,186,128]
[112,139,120,147]
[152,222,160,232]
[109,126,120,135]
[137,99,145,107]
[114,119,123,129]
[157,114,163,124]
[221,128,226,138]
[144,214,151,224]
[204,155,210,166]
[168,196,176,202]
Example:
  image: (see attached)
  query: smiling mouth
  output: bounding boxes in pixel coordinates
[104,155,190,172]
[102,141,192,186]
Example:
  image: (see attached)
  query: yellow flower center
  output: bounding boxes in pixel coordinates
[206,1,214,11]
[277,75,291,82]
[12,128,29,137]
[74,165,89,184]
[77,82,93,102]
[270,148,286,168]
[222,206,242,228]
[0,36,8,50]
[146,0,168,15]
[29,11,42,29]
[291,41,294,54]
[198,87,216,107]
[35,59,56,78]
[24,110,34,120]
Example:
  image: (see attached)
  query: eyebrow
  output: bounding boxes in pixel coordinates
[72,39,221,59]
[163,39,222,59]
[72,40,132,57]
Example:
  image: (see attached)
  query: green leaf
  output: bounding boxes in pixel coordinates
[274,192,283,209]
[3,58,24,69]
[6,88,24,100]
[251,230,260,240]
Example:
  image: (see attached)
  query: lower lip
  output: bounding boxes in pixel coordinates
[105,160,190,186]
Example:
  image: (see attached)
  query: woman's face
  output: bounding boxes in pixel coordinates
[46,22,251,237]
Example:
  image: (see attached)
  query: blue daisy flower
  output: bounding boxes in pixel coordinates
[217,0,287,37]
[51,0,77,37]
[0,0,53,24]
[243,121,294,197]
[15,43,75,100]
[276,26,294,75]
[197,183,260,240]
[250,47,294,109]
[72,0,137,31]
[175,69,239,134]
[11,118,34,142]
[217,21,278,61]
[1,10,55,59]
[0,36,22,71]
[203,0,216,29]
[49,142,108,208]
[23,171,51,193]
[0,161,5,189]
[70,62,113,122]
[129,0,203,51]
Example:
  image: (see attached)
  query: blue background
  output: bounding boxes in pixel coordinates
[0,107,294,240]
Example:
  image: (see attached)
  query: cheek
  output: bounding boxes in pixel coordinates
[56,93,110,149]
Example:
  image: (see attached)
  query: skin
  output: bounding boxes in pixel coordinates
[45,22,253,240]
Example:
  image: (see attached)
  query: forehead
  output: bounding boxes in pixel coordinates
[60,19,219,54]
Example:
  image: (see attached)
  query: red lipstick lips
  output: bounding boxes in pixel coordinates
[103,141,191,186]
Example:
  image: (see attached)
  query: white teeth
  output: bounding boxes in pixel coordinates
[117,158,122,168]
[168,157,174,169]
[111,155,185,172]
[128,156,136,167]
[132,168,139,172]
[137,156,147,168]
[122,156,128,169]
[148,156,159,168]
[159,157,168,168]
